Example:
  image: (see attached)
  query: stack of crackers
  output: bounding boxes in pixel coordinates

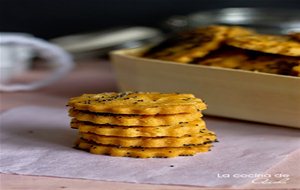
[68,92,217,158]
[143,25,300,76]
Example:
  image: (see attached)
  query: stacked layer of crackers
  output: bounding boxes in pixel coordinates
[143,25,300,76]
[68,92,217,158]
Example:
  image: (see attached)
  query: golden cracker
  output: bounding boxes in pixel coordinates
[79,132,217,148]
[226,34,300,56]
[72,119,209,137]
[68,92,206,115]
[69,108,203,126]
[76,139,212,158]
[143,25,229,63]
[194,46,300,76]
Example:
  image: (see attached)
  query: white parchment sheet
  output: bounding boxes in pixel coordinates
[0,106,299,187]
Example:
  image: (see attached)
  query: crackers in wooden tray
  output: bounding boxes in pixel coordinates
[226,34,300,57]
[142,25,300,77]
[68,92,217,158]
[193,46,300,76]
[143,25,229,63]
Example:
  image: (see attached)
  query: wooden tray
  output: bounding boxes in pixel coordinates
[111,48,300,128]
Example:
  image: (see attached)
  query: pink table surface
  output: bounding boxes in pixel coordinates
[0,59,299,190]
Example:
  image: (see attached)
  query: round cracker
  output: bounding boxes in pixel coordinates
[72,119,208,137]
[226,34,300,56]
[69,108,202,126]
[68,92,206,115]
[76,139,212,158]
[79,132,216,148]
[143,25,229,63]
[195,46,300,76]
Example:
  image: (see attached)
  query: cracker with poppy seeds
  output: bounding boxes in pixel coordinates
[76,139,212,158]
[71,118,208,137]
[69,108,203,126]
[142,25,254,63]
[239,54,300,76]
[226,34,300,56]
[79,132,216,148]
[68,92,206,115]
[194,46,300,76]
[143,25,229,63]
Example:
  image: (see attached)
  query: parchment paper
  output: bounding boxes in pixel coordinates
[0,106,299,187]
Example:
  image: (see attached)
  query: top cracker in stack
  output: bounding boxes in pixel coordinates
[67,92,217,158]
